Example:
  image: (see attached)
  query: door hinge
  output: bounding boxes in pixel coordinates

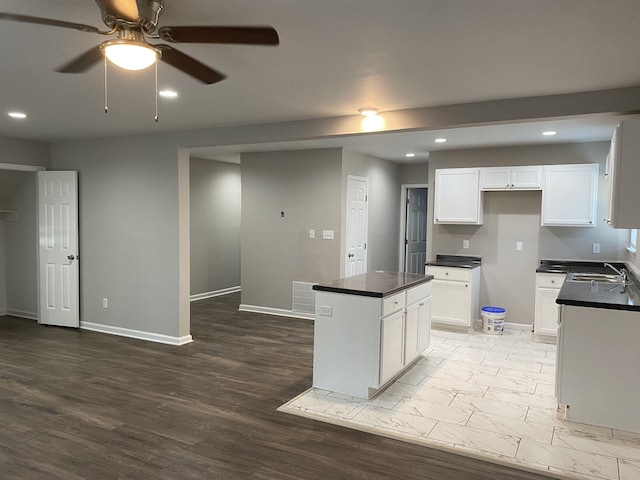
[364,243,367,250]
[365,195,368,202]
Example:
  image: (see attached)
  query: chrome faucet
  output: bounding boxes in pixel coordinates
[604,262,627,283]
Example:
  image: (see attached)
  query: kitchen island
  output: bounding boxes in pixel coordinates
[555,268,640,433]
[312,271,433,399]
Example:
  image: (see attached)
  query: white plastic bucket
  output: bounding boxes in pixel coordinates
[481,306,506,334]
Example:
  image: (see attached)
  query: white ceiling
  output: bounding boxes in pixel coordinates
[1,0,639,161]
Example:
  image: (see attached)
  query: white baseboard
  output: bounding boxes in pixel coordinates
[190,286,241,302]
[239,304,314,320]
[5,309,38,321]
[80,321,193,346]
[504,322,533,331]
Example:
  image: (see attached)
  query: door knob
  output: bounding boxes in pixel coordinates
[348,253,354,258]
[67,255,75,260]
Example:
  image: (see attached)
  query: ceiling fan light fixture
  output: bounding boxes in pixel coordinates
[102,40,160,71]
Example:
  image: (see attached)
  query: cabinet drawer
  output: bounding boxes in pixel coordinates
[382,292,405,317]
[426,266,471,282]
[536,273,565,289]
[407,282,431,305]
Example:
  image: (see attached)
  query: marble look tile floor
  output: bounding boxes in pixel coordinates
[279,328,640,480]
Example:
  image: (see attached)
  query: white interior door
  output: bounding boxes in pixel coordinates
[345,176,368,277]
[404,188,427,273]
[38,171,79,327]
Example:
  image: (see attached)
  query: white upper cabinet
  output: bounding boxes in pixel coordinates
[606,118,640,228]
[480,166,543,190]
[541,164,598,227]
[434,168,482,224]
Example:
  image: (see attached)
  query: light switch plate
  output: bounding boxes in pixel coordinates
[309,229,315,239]
[593,243,600,254]
[516,241,524,252]
[463,239,470,249]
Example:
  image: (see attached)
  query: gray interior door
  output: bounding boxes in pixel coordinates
[405,188,427,273]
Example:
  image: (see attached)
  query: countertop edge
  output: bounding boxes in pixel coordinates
[313,275,433,298]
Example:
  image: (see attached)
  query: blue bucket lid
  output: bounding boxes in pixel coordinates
[482,306,506,314]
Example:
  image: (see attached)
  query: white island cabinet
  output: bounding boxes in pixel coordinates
[312,272,432,399]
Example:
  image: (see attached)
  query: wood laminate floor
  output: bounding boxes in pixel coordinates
[0,293,551,480]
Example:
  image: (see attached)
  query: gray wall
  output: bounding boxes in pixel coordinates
[3,173,38,317]
[0,220,5,314]
[399,162,428,185]
[190,157,241,295]
[428,142,629,326]
[342,149,401,274]
[0,135,50,168]
[0,136,49,319]
[50,137,185,338]
[241,149,343,310]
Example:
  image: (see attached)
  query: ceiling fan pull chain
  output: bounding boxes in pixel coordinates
[104,55,108,114]
[154,61,159,122]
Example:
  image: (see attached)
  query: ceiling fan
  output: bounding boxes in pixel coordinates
[0,0,279,84]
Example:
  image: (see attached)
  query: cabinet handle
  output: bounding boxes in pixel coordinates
[445,272,449,276]
[465,284,468,287]
[511,184,514,187]
[419,303,425,307]
[551,280,555,284]
[394,301,399,305]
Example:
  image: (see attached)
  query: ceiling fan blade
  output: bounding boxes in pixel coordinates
[157,45,226,84]
[157,26,279,45]
[97,0,139,22]
[0,12,101,33]
[56,46,104,73]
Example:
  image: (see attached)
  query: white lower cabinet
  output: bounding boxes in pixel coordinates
[426,265,480,331]
[534,273,563,340]
[380,310,405,384]
[313,281,432,398]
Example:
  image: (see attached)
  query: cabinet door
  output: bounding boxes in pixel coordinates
[404,303,420,364]
[480,168,511,190]
[431,280,471,327]
[434,169,482,224]
[380,310,405,384]
[535,287,560,336]
[511,166,542,189]
[418,296,431,352]
[541,164,598,227]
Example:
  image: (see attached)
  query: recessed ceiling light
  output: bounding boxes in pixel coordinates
[159,90,178,98]
[405,153,416,158]
[434,138,447,143]
[358,107,379,117]
[8,112,26,119]
[543,131,557,136]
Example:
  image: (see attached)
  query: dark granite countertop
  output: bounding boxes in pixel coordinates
[556,278,640,312]
[313,271,433,298]
[425,254,482,269]
[538,260,640,311]
[536,259,627,274]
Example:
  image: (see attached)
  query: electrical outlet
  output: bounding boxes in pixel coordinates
[463,239,470,249]
[516,241,524,252]
[318,305,332,317]
[102,298,108,308]
[593,243,601,254]
[322,230,334,240]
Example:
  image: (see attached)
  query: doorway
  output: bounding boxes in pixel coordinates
[400,185,428,274]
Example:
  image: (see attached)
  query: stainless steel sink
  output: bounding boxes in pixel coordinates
[568,272,623,283]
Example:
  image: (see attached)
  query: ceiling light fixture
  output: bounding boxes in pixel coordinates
[434,138,447,143]
[101,39,160,71]
[159,90,178,98]
[8,112,27,119]
[358,107,379,117]
[543,131,557,136]
[405,153,416,158]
